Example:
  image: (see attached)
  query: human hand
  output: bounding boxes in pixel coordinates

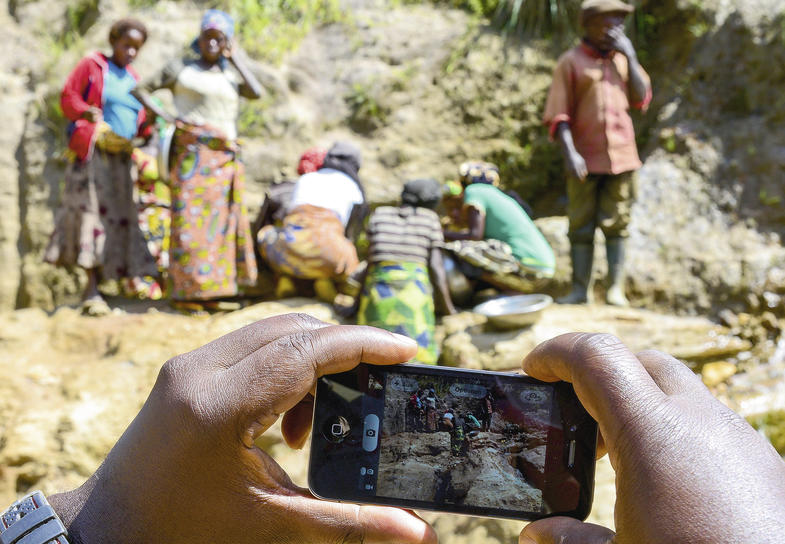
[565,149,588,181]
[518,333,785,544]
[49,313,436,544]
[334,298,360,319]
[607,26,636,59]
[81,106,102,123]
[223,38,235,60]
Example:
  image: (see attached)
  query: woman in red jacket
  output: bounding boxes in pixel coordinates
[45,18,158,315]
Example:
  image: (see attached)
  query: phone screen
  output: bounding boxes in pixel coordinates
[309,363,597,521]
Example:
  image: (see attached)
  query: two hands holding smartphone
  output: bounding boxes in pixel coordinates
[48,314,785,543]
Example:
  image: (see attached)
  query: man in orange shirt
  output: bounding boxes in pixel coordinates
[543,0,651,306]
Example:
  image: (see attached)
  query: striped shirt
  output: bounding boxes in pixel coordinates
[366,206,443,265]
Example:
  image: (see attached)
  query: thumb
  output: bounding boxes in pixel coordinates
[520,517,614,544]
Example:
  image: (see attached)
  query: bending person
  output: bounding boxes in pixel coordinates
[258,141,367,303]
[135,9,262,310]
[351,178,456,364]
[444,161,555,293]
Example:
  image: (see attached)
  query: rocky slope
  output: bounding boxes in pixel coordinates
[1,1,785,541]
[1,298,782,543]
[0,0,783,315]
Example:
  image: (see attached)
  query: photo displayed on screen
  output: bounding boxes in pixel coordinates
[375,370,554,514]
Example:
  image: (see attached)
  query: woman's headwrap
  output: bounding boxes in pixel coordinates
[443,180,463,197]
[458,161,501,187]
[401,178,442,209]
[201,9,234,39]
[297,147,327,175]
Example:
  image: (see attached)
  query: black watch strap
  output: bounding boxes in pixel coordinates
[0,491,69,544]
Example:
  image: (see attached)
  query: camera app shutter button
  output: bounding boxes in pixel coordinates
[322,416,351,443]
[362,414,380,452]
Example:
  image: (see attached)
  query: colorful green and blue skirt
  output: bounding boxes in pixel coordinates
[357,261,438,365]
[168,123,257,301]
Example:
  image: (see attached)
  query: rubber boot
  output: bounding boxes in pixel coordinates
[557,243,594,304]
[605,238,629,307]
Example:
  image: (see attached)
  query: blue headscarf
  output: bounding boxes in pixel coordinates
[191,10,234,67]
[201,9,234,39]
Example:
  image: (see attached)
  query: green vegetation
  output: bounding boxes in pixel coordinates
[129,0,345,63]
[759,189,782,207]
[64,0,100,44]
[218,0,345,63]
[422,0,580,37]
[345,80,391,133]
[237,95,277,138]
[36,0,98,69]
[748,410,785,455]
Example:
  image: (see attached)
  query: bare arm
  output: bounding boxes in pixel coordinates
[225,42,263,99]
[429,248,457,315]
[555,122,588,181]
[131,89,175,124]
[443,206,484,241]
[608,27,650,105]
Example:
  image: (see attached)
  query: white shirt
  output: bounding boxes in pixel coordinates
[290,168,364,226]
[173,63,239,140]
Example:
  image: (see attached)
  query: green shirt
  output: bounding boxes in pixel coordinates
[464,183,555,273]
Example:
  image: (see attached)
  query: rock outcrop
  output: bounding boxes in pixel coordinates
[0,0,783,315]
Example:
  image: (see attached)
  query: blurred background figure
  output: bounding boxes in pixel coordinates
[258,141,367,303]
[253,146,327,241]
[543,0,651,306]
[443,161,555,296]
[347,178,456,365]
[45,18,158,316]
[135,9,263,312]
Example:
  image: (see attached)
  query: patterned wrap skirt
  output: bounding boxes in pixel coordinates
[44,148,157,281]
[258,204,359,280]
[357,261,438,365]
[168,123,257,301]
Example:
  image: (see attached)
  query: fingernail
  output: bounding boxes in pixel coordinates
[392,333,418,346]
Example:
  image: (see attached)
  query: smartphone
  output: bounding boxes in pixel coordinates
[308,363,598,521]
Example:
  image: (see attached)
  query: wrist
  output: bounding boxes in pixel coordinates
[47,489,88,544]
[621,46,638,63]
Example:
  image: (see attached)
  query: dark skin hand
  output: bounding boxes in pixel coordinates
[443,205,484,241]
[48,314,436,544]
[519,333,785,544]
[429,247,458,315]
[555,122,588,181]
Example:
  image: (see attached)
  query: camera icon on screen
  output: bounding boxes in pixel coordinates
[365,429,376,437]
